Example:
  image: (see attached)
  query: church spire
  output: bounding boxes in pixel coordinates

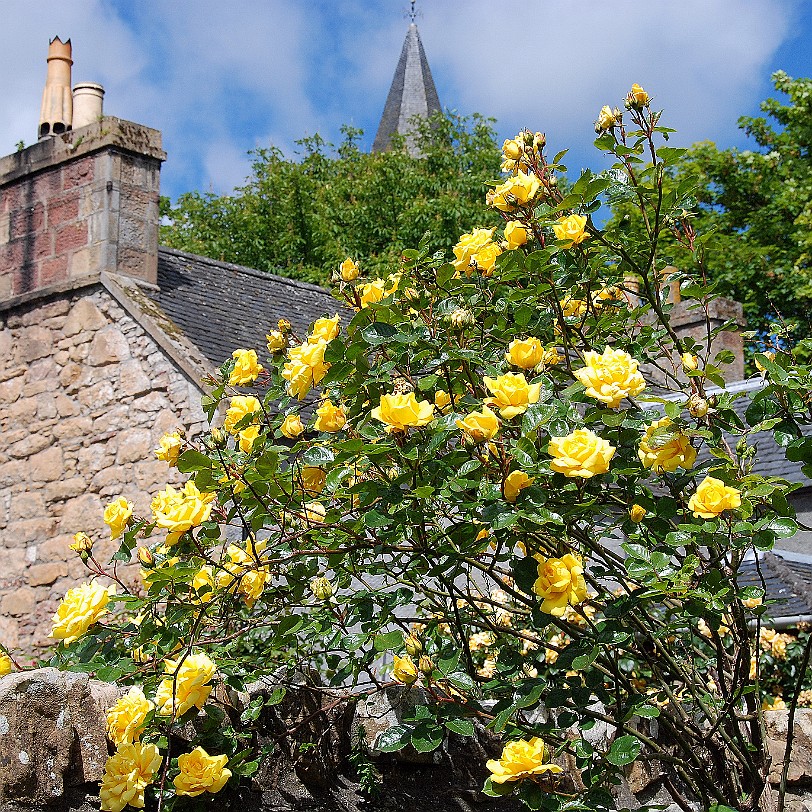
[372,14,441,156]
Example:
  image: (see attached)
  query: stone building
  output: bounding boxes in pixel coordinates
[0,50,336,654]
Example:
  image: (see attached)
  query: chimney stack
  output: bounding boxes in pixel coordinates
[72,82,104,129]
[38,37,73,139]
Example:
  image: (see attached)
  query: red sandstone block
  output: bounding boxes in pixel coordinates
[33,169,61,200]
[12,266,36,297]
[61,157,94,190]
[55,222,88,254]
[0,185,19,212]
[0,240,23,275]
[10,204,44,240]
[34,232,53,262]
[38,254,69,287]
[47,193,80,228]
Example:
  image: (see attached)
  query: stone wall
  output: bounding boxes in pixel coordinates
[0,671,811,812]
[0,285,205,656]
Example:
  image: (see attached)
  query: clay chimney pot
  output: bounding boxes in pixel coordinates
[39,36,73,139]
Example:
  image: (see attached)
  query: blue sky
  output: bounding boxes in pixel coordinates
[1,1,810,202]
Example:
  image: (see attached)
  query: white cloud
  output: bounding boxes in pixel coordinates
[419,0,795,154]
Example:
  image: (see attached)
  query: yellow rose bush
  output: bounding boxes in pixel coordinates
[49,89,812,812]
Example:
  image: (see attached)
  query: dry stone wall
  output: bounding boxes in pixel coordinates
[0,285,206,656]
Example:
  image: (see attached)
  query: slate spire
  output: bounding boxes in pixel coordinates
[372,21,441,156]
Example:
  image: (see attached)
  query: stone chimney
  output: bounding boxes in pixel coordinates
[671,296,746,383]
[0,118,166,306]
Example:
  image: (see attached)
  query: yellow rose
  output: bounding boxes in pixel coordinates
[106,687,154,747]
[626,82,650,109]
[629,504,647,523]
[273,419,301,446]
[304,501,326,524]
[681,352,698,371]
[456,405,500,443]
[278,318,292,333]
[688,475,742,519]
[314,399,347,433]
[238,425,260,453]
[452,227,496,274]
[502,139,523,161]
[301,466,327,494]
[552,214,589,245]
[595,105,617,132]
[393,654,419,685]
[228,348,263,386]
[224,395,261,434]
[152,481,216,538]
[548,428,616,478]
[533,554,587,617]
[174,746,232,797]
[434,390,452,411]
[505,337,544,370]
[50,581,114,644]
[371,392,435,433]
[282,340,330,400]
[638,417,697,473]
[103,497,133,540]
[155,652,216,717]
[484,372,542,419]
[310,576,333,601]
[266,330,287,353]
[504,470,534,503]
[542,347,562,367]
[359,278,387,308]
[308,314,340,344]
[687,394,710,418]
[742,595,763,610]
[154,432,183,466]
[99,742,162,812]
[70,531,93,554]
[0,653,11,676]
[490,172,541,212]
[504,220,528,250]
[755,350,776,373]
[192,566,215,602]
[560,296,588,318]
[340,257,359,281]
[474,241,503,276]
[574,347,646,408]
[217,539,270,607]
[486,737,563,784]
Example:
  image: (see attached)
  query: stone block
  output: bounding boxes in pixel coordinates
[766,709,812,784]
[87,324,129,366]
[27,563,68,587]
[1,588,36,616]
[118,358,151,397]
[115,427,152,464]
[7,433,51,459]
[9,492,46,522]
[27,444,63,482]
[52,415,93,441]
[59,493,103,533]
[0,617,19,650]
[62,298,107,337]
[43,478,88,504]
[0,668,115,805]
[17,325,52,363]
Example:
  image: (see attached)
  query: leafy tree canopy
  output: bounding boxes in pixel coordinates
[161,112,503,286]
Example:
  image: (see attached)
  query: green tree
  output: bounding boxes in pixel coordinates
[161,112,502,286]
[610,71,812,354]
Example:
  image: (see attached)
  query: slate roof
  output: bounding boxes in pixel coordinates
[739,551,812,622]
[149,247,341,370]
[372,23,442,156]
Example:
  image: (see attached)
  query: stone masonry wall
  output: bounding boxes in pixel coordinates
[0,286,206,656]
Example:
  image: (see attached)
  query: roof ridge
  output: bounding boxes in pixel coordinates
[157,246,334,296]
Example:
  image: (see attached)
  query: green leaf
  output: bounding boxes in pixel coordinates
[373,630,404,652]
[362,323,398,345]
[605,734,641,767]
[411,725,443,753]
[444,718,475,737]
[177,449,212,473]
[375,725,412,753]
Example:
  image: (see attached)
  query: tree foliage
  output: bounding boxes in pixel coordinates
[161,113,502,286]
